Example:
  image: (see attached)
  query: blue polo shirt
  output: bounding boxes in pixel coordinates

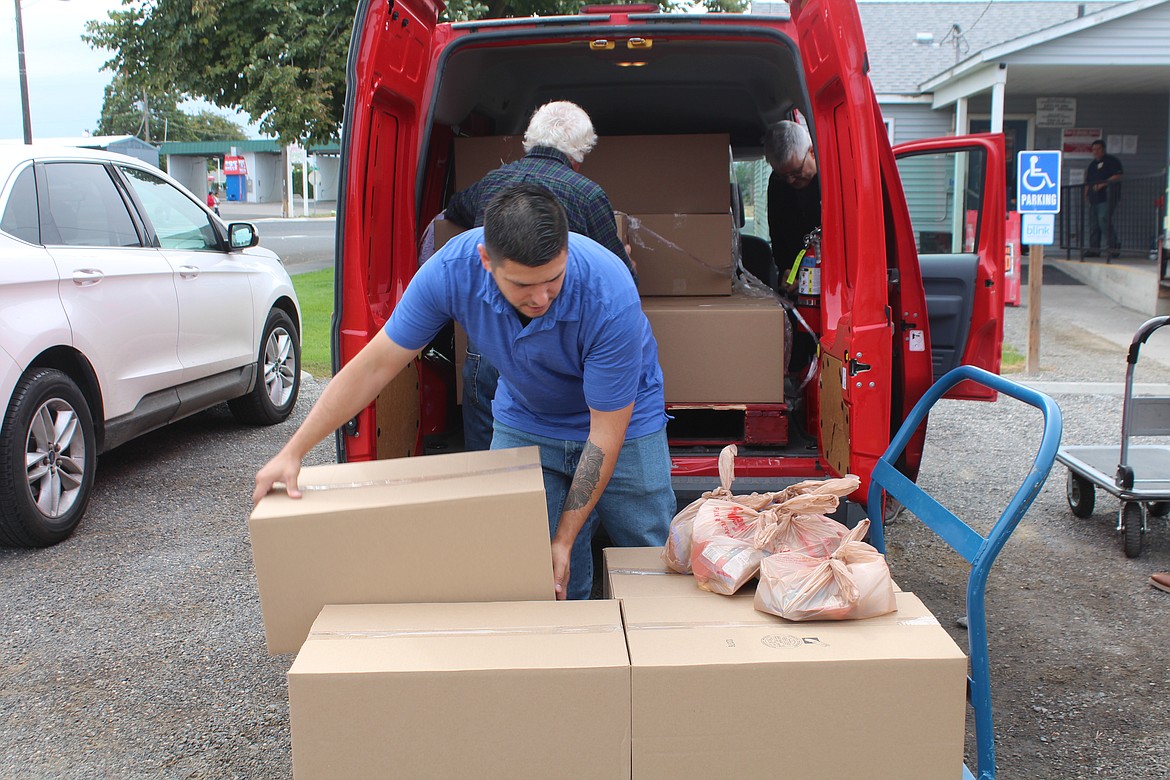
[384,228,667,442]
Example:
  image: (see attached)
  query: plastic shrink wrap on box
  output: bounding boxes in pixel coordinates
[754,519,897,621]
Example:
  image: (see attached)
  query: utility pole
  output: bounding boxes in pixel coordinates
[14,0,32,144]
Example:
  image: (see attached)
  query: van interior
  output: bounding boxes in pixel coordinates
[407,25,823,462]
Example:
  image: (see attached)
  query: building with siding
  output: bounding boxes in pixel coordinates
[752,0,1170,304]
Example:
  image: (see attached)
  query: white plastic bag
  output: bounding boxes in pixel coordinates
[662,445,773,574]
[691,491,846,595]
[754,519,897,621]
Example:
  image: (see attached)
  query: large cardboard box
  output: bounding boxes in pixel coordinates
[289,600,631,779]
[641,295,787,403]
[622,593,968,779]
[452,135,525,190]
[581,134,733,214]
[629,213,734,296]
[248,447,553,654]
[603,546,756,600]
[452,134,732,215]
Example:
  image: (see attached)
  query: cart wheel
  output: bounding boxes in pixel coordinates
[1066,472,1096,518]
[1121,502,1145,559]
[1149,502,1170,518]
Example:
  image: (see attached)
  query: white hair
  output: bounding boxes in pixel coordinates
[764,120,812,170]
[522,101,598,164]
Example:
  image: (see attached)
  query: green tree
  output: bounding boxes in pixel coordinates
[96,74,248,143]
[85,0,747,145]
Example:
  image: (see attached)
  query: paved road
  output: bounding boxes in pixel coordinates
[252,218,335,274]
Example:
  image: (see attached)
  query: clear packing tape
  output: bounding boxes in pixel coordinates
[309,623,623,640]
[274,461,542,493]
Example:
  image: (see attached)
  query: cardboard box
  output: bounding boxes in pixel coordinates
[603,546,757,600]
[289,600,631,779]
[452,135,525,190]
[248,447,553,654]
[622,592,967,779]
[452,134,732,215]
[629,213,734,296]
[580,134,733,214]
[614,211,629,247]
[641,295,787,403]
[432,217,468,251]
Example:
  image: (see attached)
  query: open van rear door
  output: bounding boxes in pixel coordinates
[333,0,441,462]
[788,0,901,489]
[894,134,1006,400]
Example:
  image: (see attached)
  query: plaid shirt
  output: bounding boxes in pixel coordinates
[445,146,634,274]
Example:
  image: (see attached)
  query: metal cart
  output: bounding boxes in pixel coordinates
[868,365,1063,780]
[1056,315,1170,558]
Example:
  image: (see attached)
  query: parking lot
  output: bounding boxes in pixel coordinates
[2,274,1169,778]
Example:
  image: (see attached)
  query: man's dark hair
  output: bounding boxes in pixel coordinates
[1090,139,1105,149]
[482,183,569,267]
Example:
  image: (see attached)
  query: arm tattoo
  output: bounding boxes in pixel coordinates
[564,440,606,512]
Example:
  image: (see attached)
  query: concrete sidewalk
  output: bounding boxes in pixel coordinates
[217,198,336,221]
[1007,264,1170,393]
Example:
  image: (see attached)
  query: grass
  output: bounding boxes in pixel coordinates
[291,268,334,378]
[1001,343,1026,372]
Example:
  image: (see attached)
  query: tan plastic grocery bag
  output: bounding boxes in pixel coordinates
[662,445,774,574]
[690,491,847,596]
[753,519,897,621]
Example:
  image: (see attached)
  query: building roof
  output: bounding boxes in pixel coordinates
[160,139,341,156]
[857,1,1119,95]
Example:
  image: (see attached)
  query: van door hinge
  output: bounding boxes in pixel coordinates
[848,357,873,376]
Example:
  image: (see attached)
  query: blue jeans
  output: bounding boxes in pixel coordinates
[461,345,499,452]
[491,421,675,600]
[1089,200,1118,251]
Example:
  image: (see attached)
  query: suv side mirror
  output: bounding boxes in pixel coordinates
[228,222,260,250]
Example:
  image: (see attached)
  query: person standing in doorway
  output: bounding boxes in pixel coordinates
[765,120,820,286]
[1083,139,1123,258]
[445,100,635,452]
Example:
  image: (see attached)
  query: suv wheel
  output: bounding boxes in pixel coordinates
[229,308,301,425]
[0,369,97,548]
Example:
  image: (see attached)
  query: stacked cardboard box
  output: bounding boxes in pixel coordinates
[450,133,736,297]
[641,295,787,403]
[288,600,631,779]
[622,592,967,779]
[248,447,553,655]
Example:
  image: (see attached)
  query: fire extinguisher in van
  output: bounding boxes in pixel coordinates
[793,227,822,333]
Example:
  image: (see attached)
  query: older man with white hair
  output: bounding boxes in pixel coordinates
[446,100,635,452]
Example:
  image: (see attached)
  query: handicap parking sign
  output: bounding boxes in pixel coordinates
[1017,150,1061,214]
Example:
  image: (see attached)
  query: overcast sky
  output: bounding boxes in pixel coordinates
[0,0,258,142]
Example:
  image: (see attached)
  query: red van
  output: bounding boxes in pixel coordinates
[331,0,1005,500]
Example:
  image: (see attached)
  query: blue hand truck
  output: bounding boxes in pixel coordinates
[866,365,1063,780]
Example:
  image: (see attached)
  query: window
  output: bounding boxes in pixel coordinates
[42,163,140,248]
[119,166,219,251]
[1,165,39,244]
[895,148,987,254]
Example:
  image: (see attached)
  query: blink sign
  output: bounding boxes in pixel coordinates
[1016,150,1061,214]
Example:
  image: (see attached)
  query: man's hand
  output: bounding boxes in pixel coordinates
[551,536,572,600]
[253,449,304,504]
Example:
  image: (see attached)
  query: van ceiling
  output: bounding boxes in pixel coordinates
[432,37,805,151]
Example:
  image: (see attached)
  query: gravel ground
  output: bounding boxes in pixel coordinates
[2,276,1169,778]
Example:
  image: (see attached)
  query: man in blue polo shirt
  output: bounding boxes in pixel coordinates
[253,183,674,600]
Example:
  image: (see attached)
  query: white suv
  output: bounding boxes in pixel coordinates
[0,146,301,547]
